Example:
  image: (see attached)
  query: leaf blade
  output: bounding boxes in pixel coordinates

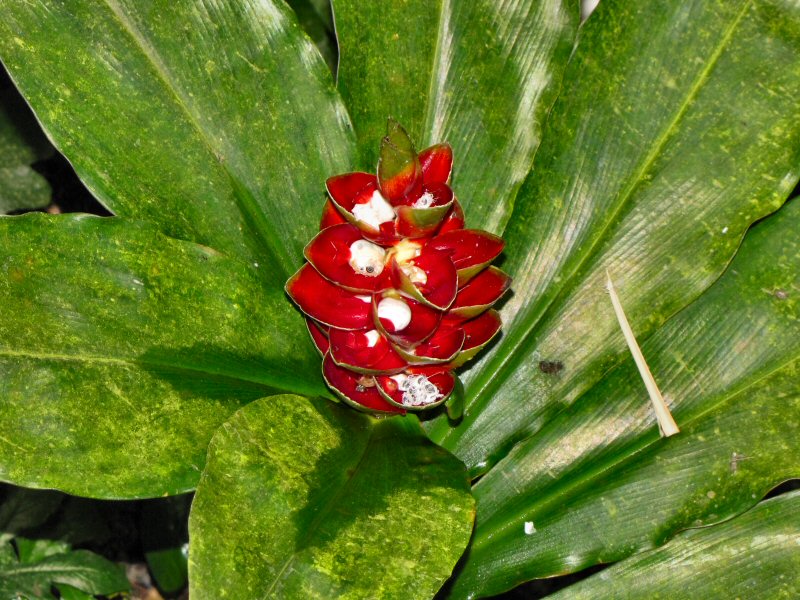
[427,0,800,475]
[0,0,355,280]
[448,196,800,597]
[548,490,800,599]
[333,0,579,232]
[0,214,325,498]
[189,395,475,600]
[0,548,129,598]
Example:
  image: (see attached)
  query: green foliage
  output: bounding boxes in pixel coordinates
[334,0,578,232]
[426,0,800,477]
[449,192,800,597]
[285,0,337,73]
[146,547,188,594]
[548,490,800,599]
[0,0,355,279]
[0,535,129,599]
[0,215,320,497]
[189,395,473,599]
[0,0,798,598]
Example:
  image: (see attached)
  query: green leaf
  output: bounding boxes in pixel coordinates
[333,0,579,231]
[56,585,95,600]
[15,538,71,564]
[146,548,187,594]
[0,549,129,598]
[0,214,326,498]
[189,395,474,599]
[0,534,17,567]
[447,194,800,596]
[427,0,800,476]
[285,0,337,73]
[0,0,355,282]
[548,490,800,599]
[0,78,53,214]
[141,495,190,593]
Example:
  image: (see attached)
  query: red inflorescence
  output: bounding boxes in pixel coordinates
[286,120,510,414]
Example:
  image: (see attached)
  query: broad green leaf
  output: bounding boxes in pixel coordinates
[428,0,800,476]
[189,395,474,600]
[333,0,578,232]
[0,547,129,598]
[549,490,800,599]
[0,214,327,498]
[0,77,52,214]
[0,0,354,281]
[447,195,800,596]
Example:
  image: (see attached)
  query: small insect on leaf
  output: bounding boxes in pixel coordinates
[538,360,564,375]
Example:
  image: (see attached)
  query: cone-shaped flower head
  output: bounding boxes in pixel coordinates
[286,120,510,414]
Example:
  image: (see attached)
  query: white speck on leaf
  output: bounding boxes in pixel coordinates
[524,521,536,535]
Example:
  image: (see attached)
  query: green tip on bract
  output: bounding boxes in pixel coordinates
[378,118,421,202]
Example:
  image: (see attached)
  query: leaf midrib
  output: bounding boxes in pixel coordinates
[0,346,278,391]
[449,0,755,446]
[421,0,449,142]
[102,0,295,279]
[1,561,102,577]
[472,349,799,550]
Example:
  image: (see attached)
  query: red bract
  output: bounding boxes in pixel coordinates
[286,120,510,414]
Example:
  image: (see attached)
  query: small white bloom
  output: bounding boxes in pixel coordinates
[348,239,386,277]
[352,190,395,229]
[364,330,381,347]
[394,374,442,407]
[413,191,436,209]
[401,263,428,285]
[377,297,412,331]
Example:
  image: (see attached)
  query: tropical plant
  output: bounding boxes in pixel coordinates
[0,0,798,598]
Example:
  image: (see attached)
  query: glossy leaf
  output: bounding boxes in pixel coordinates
[0,537,129,599]
[57,585,95,600]
[549,490,800,599]
[0,77,52,214]
[333,0,579,232]
[428,0,800,476]
[0,214,326,498]
[447,195,800,597]
[146,548,188,594]
[189,395,474,599]
[15,538,71,564]
[0,0,355,282]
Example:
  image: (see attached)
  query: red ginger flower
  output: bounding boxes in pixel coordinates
[286,120,510,415]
